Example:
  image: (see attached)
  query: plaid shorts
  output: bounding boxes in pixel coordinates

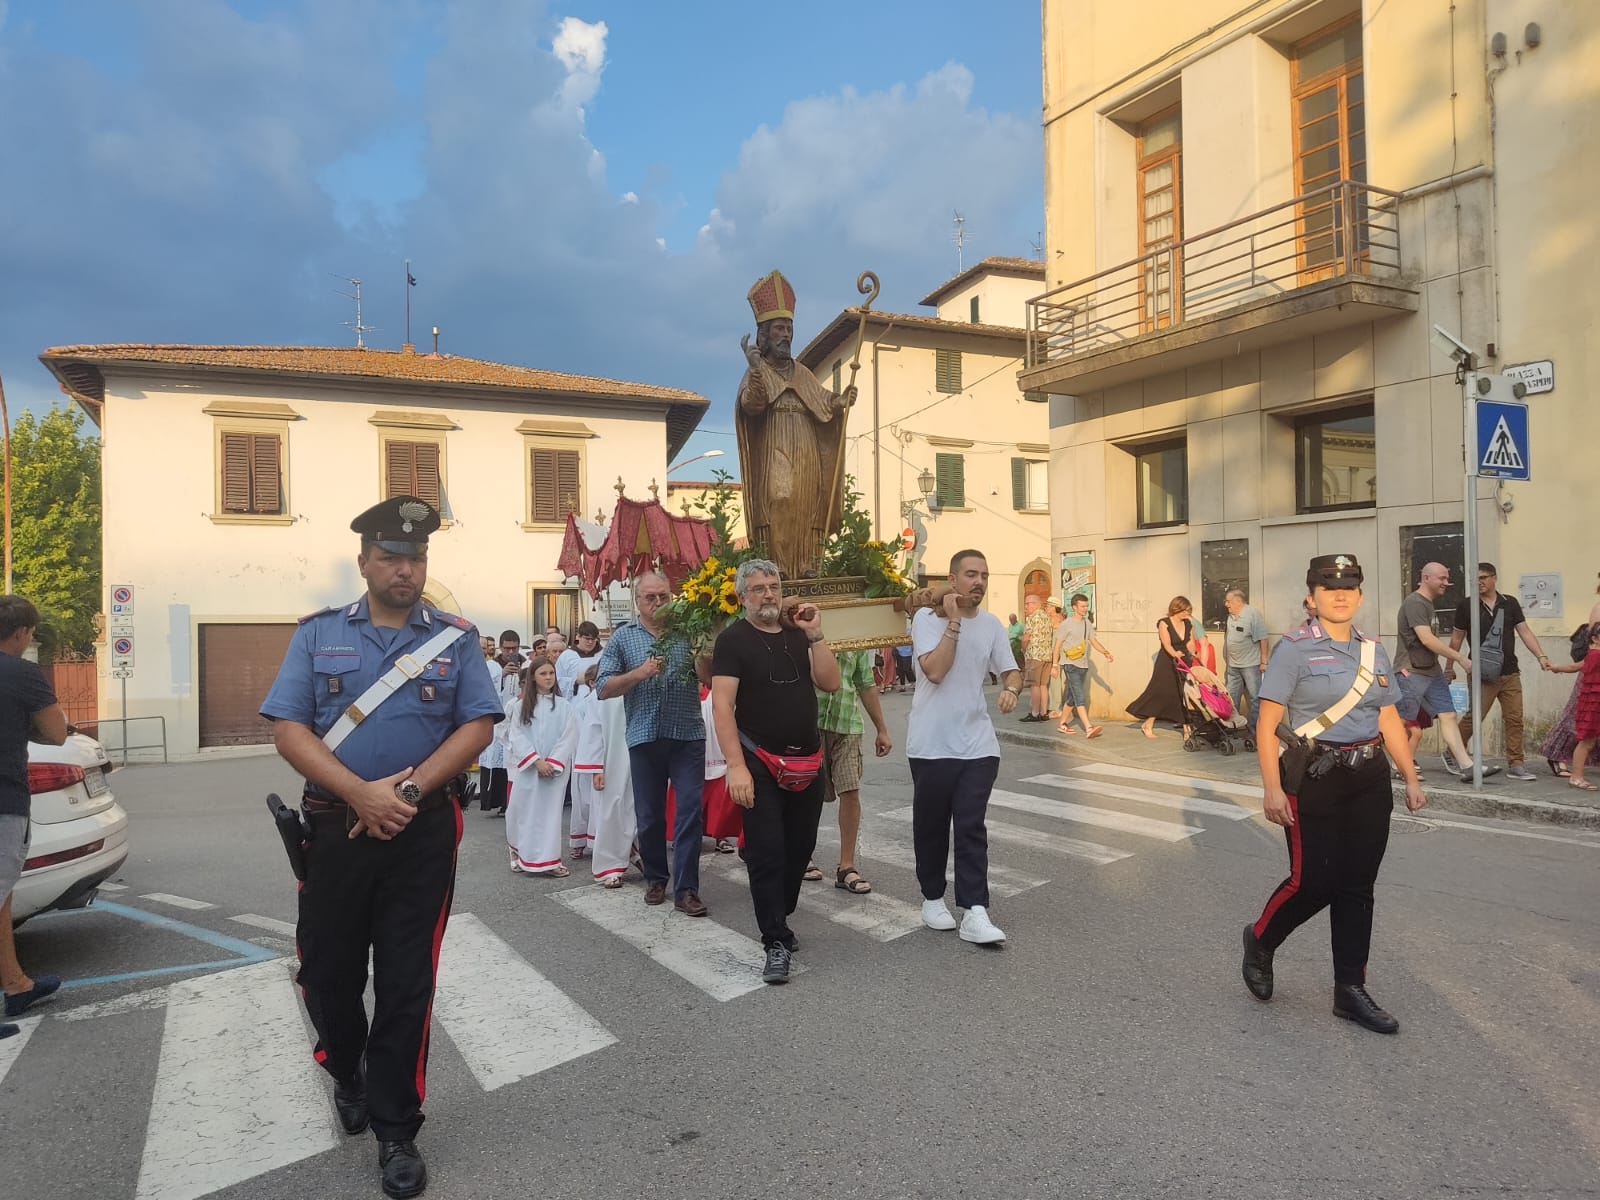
[822,729,863,800]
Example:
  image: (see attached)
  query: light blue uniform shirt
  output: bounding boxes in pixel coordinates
[1260,621,1397,743]
[260,596,503,784]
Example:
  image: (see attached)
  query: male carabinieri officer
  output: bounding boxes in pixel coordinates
[261,495,502,1199]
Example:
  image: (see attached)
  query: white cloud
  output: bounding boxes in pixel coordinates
[621,190,639,204]
[553,16,607,110]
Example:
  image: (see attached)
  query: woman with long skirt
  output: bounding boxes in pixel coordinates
[1126,596,1202,741]
[505,660,576,878]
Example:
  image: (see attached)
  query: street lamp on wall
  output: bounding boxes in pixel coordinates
[916,465,940,515]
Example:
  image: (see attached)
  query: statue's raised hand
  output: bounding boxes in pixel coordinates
[740,333,762,370]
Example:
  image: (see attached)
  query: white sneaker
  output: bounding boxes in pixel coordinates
[921,899,958,931]
[959,905,1006,945]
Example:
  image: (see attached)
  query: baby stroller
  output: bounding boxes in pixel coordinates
[1177,659,1254,756]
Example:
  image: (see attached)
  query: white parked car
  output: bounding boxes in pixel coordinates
[11,733,129,925]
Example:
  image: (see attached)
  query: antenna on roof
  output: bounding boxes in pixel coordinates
[952,211,967,273]
[333,275,376,349]
[1028,232,1044,260]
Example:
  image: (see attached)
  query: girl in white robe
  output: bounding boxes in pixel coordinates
[505,660,577,877]
[577,693,637,888]
[566,665,599,858]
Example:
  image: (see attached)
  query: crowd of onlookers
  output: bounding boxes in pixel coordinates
[973,565,1600,785]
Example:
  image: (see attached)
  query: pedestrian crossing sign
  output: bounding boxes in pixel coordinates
[1475,399,1530,481]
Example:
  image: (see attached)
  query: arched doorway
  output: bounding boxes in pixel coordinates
[1018,559,1051,616]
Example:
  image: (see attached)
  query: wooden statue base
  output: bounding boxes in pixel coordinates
[784,576,911,651]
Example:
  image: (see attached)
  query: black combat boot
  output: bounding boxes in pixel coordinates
[1241,925,1274,1001]
[379,1139,428,1198]
[1333,983,1399,1034]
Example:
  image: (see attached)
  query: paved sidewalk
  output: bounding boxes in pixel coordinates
[870,684,1600,830]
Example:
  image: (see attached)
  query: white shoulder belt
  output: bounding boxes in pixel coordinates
[322,624,464,751]
[1294,637,1378,740]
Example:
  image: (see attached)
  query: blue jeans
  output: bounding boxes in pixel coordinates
[1226,664,1262,720]
[628,738,705,898]
[1062,665,1089,710]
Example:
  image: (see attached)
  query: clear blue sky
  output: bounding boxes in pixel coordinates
[0,0,1044,469]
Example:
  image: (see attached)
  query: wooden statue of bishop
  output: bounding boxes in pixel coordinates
[735,269,855,578]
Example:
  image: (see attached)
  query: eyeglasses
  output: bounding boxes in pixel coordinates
[761,637,802,685]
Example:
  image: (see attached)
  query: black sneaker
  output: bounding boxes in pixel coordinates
[761,943,792,985]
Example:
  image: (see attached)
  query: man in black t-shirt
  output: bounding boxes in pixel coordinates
[0,596,70,1040]
[710,559,841,984]
[1447,562,1552,780]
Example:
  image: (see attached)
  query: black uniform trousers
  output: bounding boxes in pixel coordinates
[741,761,824,949]
[909,756,1000,910]
[296,799,463,1141]
[1252,756,1393,985]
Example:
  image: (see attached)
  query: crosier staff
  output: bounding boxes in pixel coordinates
[825,270,881,532]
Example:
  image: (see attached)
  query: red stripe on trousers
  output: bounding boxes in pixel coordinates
[1252,795,1302,940]
[415,801,464,1106]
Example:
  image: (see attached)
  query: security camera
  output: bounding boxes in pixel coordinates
[1430,325,1476,366]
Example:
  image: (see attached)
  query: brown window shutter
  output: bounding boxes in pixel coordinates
[413,442,442,508]
[251,433,282,513]
[385,440,417,499]
[556,450,580,517]
[530,448,559,522]
[221,432,252,512]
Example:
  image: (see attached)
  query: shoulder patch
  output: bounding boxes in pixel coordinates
[298,605,340,625]
[1281,626,1314,642]
[427,607,474,631]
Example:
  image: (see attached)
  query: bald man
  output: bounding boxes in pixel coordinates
[1394,562,1499,779]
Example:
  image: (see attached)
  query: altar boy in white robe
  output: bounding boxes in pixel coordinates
[505,659,577,878]
[577,687,637,889]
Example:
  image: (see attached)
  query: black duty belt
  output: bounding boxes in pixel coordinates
[302,786,456,822]
[1308,739,1383,775]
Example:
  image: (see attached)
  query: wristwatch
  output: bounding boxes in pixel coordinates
[398,780,423,807]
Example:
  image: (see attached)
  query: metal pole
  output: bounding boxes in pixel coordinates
[120,673,129,768]
[0,368,11,594]
[1463,369,1483,788]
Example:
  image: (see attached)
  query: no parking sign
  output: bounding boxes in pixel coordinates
[112,635,134,670]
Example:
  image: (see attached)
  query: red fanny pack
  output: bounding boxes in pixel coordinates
[741,733,823,792]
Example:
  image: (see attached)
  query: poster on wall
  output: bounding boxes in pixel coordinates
[1059,551,1097,619]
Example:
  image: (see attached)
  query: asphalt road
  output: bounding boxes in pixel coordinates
[4,694,1598,1200]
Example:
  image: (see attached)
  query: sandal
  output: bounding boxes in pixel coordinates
[1569,779,1598,791]
[803,863,825,881]
[1087,725,1103,738]
[1550,759,1572,778]
[600,875,625,889]
[571,846,589,861]
[1056,722,1078,734]
[542,864,571,878]
[715,838,737,854]
[835,867,872,894]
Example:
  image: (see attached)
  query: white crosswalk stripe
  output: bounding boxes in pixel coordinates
[876,807,1133,865]
[1069,762,1266,800]
[552,887,795,999]
[0,1015,42,1087]
[139,893,216,911]
[229,912,298,936]
[135,958,335,1200]
[988,788,1203,841]
[1020,773,1259,821]
[703,857,931,942]
[814,826,1048,898]
[434,914,616,1090]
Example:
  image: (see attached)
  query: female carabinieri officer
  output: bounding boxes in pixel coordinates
[1241,554,1427,1034]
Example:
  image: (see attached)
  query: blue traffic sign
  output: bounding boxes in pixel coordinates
[1475,399,1529,481]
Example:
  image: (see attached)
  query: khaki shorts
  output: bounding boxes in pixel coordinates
[821,729,863,800]
[1024,659,1051,687]
[0,814,28,899]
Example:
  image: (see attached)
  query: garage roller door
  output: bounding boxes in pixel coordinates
[198,623,296,747]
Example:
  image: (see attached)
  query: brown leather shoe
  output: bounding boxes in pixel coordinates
[674,891,708,918]
[644,881,667,906]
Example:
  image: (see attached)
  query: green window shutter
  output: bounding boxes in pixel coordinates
[935,452,965,508]
[969,296,981,323]
[935,348,962,394]
[1011,457,1028,510]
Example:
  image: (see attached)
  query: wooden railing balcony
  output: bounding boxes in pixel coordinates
[1026,180,1409,376]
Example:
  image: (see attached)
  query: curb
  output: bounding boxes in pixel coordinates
[994,727,1600,831]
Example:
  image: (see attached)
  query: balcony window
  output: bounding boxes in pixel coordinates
[1295,403,1376,513]
[1293,18,1365,275]
[1138,107,1183,329]
[1135,438,1187,528]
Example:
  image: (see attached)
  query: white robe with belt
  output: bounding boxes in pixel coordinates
[576,694,636,882]
[504,694,576,874]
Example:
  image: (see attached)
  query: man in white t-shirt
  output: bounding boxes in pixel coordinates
[907,549,1021,945]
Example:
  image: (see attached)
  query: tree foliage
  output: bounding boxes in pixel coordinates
[9,405,101,657]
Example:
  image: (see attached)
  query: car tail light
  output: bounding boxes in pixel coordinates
[29,763,86,793]
[24,838,104,871]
